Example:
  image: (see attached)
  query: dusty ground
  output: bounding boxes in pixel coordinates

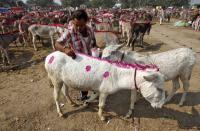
[0,20,200,131]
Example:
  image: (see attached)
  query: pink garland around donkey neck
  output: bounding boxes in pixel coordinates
[77,52,159,71]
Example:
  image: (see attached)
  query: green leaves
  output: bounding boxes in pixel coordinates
[26,0,56,7]
[60,0,189,8]
[61,0,115,8]
[0,0,16,7]
[121,0,190,8]
[61,0,86,7]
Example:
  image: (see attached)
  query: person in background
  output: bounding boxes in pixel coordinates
[55,9,97,101]
[159,7,165,25]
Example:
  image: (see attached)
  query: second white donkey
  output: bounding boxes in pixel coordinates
[102,46,196,117]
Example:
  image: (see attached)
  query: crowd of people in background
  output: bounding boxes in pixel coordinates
[0,6,199,34]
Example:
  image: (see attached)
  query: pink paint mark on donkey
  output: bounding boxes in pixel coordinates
[48,56,55,64]
[103,71,109,78]
[85,65,91,72]
[77,52,159,71]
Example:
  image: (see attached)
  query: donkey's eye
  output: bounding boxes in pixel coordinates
[157,88,163,92]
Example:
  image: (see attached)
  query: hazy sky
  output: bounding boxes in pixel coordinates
[21,0,61,5]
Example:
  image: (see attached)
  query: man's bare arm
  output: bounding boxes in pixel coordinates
[55,41,66,52]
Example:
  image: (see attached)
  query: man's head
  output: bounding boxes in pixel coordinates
[71,9,89,32]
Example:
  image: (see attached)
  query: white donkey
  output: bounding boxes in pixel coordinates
[45,51,165,121]
[28,24,66,51]
[102,46,196,117]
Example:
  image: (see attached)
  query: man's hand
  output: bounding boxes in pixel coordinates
[55,41,76,59]
[64,48,76,59]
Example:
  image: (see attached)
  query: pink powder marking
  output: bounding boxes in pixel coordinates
[77,52,159,71]
[85,65,91,72]
[49,24,65,27]
[48,56,54,64]
[103,71,109,78]
[34,24,68,29]
[95,30,121,35]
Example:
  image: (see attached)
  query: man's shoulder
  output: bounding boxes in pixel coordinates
[67,26,76,34]
[86,25,92,29]
[86,25,94,33]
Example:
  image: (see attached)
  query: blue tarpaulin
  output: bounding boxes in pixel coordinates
[0,8,10,13]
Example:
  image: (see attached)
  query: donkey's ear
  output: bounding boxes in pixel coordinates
[143,73,158,81]
[116,44,125,50]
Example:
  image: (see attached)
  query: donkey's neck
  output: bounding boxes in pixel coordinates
[115,68,136,90]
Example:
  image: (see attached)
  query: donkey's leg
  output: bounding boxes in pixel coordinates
[179,79,189,106]
[61,84,77,106]
[2,26,5,34]
[126,30,133,47]
[138,34,143,47]
[3,49,11,65]
[131,35,137,51]
[22,34,28,47]
[32,36,37,51]
[1,49,5,64]
[179,69,191,106]
[84,92,99,106]
[140,34,144,48]
[98,93,108,121]
[52,80,63,117]
[165,77,180,103]
[50,36,55,51]
[125,89,137,118]
[86,92,99,103]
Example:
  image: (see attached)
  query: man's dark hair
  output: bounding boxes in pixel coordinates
[71,9,89,22]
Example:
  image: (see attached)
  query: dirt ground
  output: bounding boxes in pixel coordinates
[0,20,200,131]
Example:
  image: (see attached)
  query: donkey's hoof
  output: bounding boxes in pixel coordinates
[178,102,184,107]
[58,113,63,117]
[125,114,131,119]
[101,116,106,121]
[83,102,89,107]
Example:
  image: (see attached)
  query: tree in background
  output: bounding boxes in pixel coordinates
[166,0,190,7]
[61,0,115,8]
[119,0,189,8]
[90,0,102,8]
[61,0,86,7]
[101,0,115,8]
[26,0,56,7]
[60,0,190,8]
[0,0,16,7]
[147,0,189,7]
[16,0,26,7]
